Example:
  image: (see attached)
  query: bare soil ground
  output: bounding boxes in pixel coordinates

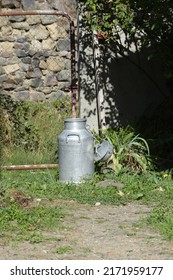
[0,201,173,260]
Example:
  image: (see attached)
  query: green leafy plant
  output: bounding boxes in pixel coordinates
[99,126,151,174]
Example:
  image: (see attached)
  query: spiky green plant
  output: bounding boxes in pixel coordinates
[100,126,151,174]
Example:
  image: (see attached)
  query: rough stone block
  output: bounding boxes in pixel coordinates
[14,90,30,101]
[6,74,22,85]
[14,85,29,91]
[0,57,7,66]
[3,82,17,90]
[42,87,53,94]
[26,15,41,25]
[31,40,42,52]
[39,60,47,70]
[47,23,67,40]
[29,25,49,40]
[9,15,26,22]
[56,39,70,51]
[6,56,20,65]
[19,63,30,72]
[22,0,35,10]
[31,58,40,67]
[1,51,13,58]
[41,15,57,25]
[13,43,23,50]
[16,36,27,43]
[30,78,43,88]
[0,42,14,55]
[21,57,31,64]
[0,74,8,83]
[22,43,30,52]
[33,51,49,58]
[27,68,42,78]
[48,0,64,10]
[45,90,65,101]
[14,71,25,80]
[42,38,56,51]
[57,70,70,81]
[1,26,13,36]
[16,50,28,58]
[35,1,49,10]
[44,73,57,86]
[58,81,71,90]
[4,64,20,74]
[30,91,46,101]
[1,0,20,8]
[46,56,65,72]
[11,22,30,31]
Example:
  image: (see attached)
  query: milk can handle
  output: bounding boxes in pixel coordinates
[95,144,101,156]
[66,133,81,143]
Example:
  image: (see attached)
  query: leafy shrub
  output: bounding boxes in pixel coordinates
[0,95,71,165]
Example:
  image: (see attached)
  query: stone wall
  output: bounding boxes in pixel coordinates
[0,0,77,102]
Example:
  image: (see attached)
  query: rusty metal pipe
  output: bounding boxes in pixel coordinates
[0,164,58,171]
[70,20,77,118]
[0,10,73,23]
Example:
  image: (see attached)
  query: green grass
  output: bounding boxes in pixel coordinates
[0,198,64,243]
[1,168,173,241]
[146,202,173,241]
[55,246,73,254]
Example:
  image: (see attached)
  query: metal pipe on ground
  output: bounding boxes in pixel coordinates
[0,164,58,171]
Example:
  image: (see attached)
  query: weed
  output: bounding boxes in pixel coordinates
[28,232,44,244]
[126,232,136,237]
[55,246,72,254]
[82,247,92,253]
[95,126,152,174]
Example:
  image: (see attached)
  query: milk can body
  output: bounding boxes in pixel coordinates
[58,118,94,183]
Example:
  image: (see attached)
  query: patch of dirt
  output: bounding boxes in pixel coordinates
[0,201,173,260]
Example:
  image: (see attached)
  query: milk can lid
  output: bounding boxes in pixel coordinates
[94,140,113,162]
[64,118,86,123]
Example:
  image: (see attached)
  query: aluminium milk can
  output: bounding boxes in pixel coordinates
[58,118,94,183]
